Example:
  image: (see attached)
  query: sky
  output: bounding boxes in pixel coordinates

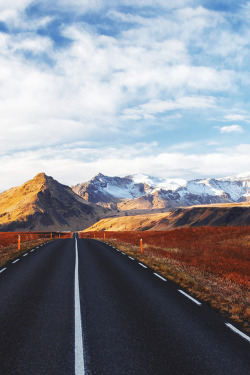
[0,0,250,190]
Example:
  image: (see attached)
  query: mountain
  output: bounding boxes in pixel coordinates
[84,203,250,232]
[72,172,250,211]
[72,173,147,210]
[0,173,106,231]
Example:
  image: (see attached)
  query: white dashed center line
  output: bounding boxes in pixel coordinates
[23,253,28,257]
[139,263,147,268]
[12,259,20,263]
[128,256,134,260]
[0,268,7,273]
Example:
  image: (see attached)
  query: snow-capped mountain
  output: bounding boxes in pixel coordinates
[72,172,250,211]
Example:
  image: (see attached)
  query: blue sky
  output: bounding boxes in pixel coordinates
[0,0,249,189]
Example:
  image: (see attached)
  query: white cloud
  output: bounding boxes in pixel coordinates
[122,0,191,7]
[40,0,192,13]
[1,143,250,191]
[0,1,32,28]
[219,125,243,133]
[122,96,216,120]
[224,114,249,122]
[0,2,54,31]
[0,0,32,12]
[168,142,196,151]
[207,141,219,146]
[11,34,53,53]
[0,17,233,154]
[0,1,249,190]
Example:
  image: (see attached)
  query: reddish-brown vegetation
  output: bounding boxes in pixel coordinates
[0,231,72,267]
[0,231,71,246]
[81,227,250,287]
[81,227,250,329]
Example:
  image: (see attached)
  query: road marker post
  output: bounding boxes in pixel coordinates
[51,233,53,239]
[104,233,105,240]
[18,235,21,251]
[140,238,143,254]
[94,234,95,239]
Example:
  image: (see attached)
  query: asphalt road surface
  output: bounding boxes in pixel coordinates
[0,236,249,375]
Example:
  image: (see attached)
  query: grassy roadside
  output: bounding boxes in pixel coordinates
[103,238,250,333]
[0,238,54,268]
[0,232,73,269]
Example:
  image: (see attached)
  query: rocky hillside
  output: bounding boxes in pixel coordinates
[84,203,250,231]
[72,173,147,209]
[0,173,106,231]
[72,172,250,211]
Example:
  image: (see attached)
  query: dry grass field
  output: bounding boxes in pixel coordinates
[81,227,250,331]
[0,231,72,268]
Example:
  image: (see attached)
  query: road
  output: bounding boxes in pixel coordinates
[0,236,249,374]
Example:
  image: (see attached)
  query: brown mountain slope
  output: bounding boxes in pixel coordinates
[84,203,250,231]
[0,173,106,231]
[83,213,170,231]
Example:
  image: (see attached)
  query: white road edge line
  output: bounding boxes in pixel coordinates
[139,263,147,268]
[225,323,250,343]
[75,239,85,375]
[154,272,166,281]
[128,256,134,260]
[12,259,20,263]
[23,253,28,257]
[0,268,7,273]
[178,290,201,305]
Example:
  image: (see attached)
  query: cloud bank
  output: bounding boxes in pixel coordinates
[0,0,249,189]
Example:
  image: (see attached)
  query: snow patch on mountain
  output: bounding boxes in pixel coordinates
[72,172,250,209]
[221,172,250,182]
[88,173,144,199]
[130,174,187,192]
[104,182,141,199]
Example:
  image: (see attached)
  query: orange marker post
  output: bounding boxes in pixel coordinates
[104,233,106,240]
[94,234,95,239]
[140,238,143,254]
[51,233,53,239]
[18,235,21,251]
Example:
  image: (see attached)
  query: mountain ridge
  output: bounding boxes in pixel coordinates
[83,202,250,232]
[72,172,250,211]
[0,173,106,231]
[1,171,250,232]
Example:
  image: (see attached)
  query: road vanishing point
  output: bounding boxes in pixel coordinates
[0,234,249,374]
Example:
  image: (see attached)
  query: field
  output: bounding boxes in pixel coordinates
[81,227,250,331]
[0,231,72,268]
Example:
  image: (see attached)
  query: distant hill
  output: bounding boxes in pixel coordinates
[83,203,250,232]
[0,173,106,231]
[72,172,250,211]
